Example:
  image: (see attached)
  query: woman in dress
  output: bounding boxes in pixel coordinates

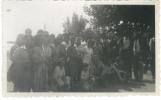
[66,38,80,90]
[8,34,32,92]
[32,30,52,92]
[82,40,95,77]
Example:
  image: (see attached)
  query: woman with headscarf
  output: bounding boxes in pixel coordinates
[32,30,52,92]
[24,28,34,90]
[66,38,80,90]
[8,34,32,92]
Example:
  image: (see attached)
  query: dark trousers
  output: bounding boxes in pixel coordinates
[151,54,155,79]
[133,55,143,81]
[121,49,132,80]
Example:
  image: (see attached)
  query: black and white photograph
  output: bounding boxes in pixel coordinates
[2,0,158,94]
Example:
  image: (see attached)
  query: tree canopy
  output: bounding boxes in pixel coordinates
[84,5,155,32]
[63,13,87,35]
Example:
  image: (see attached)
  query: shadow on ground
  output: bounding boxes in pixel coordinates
[92,79,155,92]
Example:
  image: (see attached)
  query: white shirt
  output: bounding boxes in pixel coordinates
[82,46,93,64]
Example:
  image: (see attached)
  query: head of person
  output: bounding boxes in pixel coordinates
[24,29,33,48]
[71,38,75,46]
[54,37,61,46]
[87,39,94,48]
[25,28,32,36]
[49,34,55,44]
[42,30,50,45]
[16,34,25,46]
[34,29,44,46]
[124,35,129,40]
[76,37,81,46]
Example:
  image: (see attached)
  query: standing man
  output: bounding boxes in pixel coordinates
[149,36,155,79]
[32,30,52,92]
[133,33,143,81]
[24,28,34,91]
[121,35,132,80]
[75,37,84,81]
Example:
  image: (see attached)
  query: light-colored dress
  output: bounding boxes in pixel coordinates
[33,45,52,92]
[122,37,130,50]
[82,46,94,76]
[82,46,93,65]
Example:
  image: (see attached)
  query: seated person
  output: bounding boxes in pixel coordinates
[80,63,95,91]
[53,59,66,91]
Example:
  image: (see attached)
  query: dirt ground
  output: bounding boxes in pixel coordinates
[7,71,155,92]
[94,71,155,92]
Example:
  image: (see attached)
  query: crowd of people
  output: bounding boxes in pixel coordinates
[7,26,155,92]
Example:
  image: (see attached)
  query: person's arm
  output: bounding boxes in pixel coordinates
[133,41,136,55]
[112,64,124,82]
[10,45,17,61]
[62,67,66,81]
[149,39,152,52]
[66,47,70,62]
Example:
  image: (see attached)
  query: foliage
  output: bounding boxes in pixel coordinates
[63,13,87,35]
[84,5,155,31]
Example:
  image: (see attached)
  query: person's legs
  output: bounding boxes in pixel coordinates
[126,67,132,81]
[133,56,139,81]
[122,50,132,80]
[142,51,148,74]
[70,75,76,91]
[133,67,139,81]
[125,61,132,80]
[151,56,155,79]
[138,63,144,81]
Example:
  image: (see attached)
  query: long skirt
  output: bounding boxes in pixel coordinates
[8,62,32,92]
[33,63,48,92]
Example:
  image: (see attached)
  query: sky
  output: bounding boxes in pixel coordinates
[3,1,89,42]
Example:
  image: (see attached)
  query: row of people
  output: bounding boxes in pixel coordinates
[8,29,100,92]
[7,28,155,92]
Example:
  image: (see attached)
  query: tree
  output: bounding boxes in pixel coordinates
[63,17,71,34]
[63,13,87,35]
[84,5,155,32]
[84,5,155,66]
